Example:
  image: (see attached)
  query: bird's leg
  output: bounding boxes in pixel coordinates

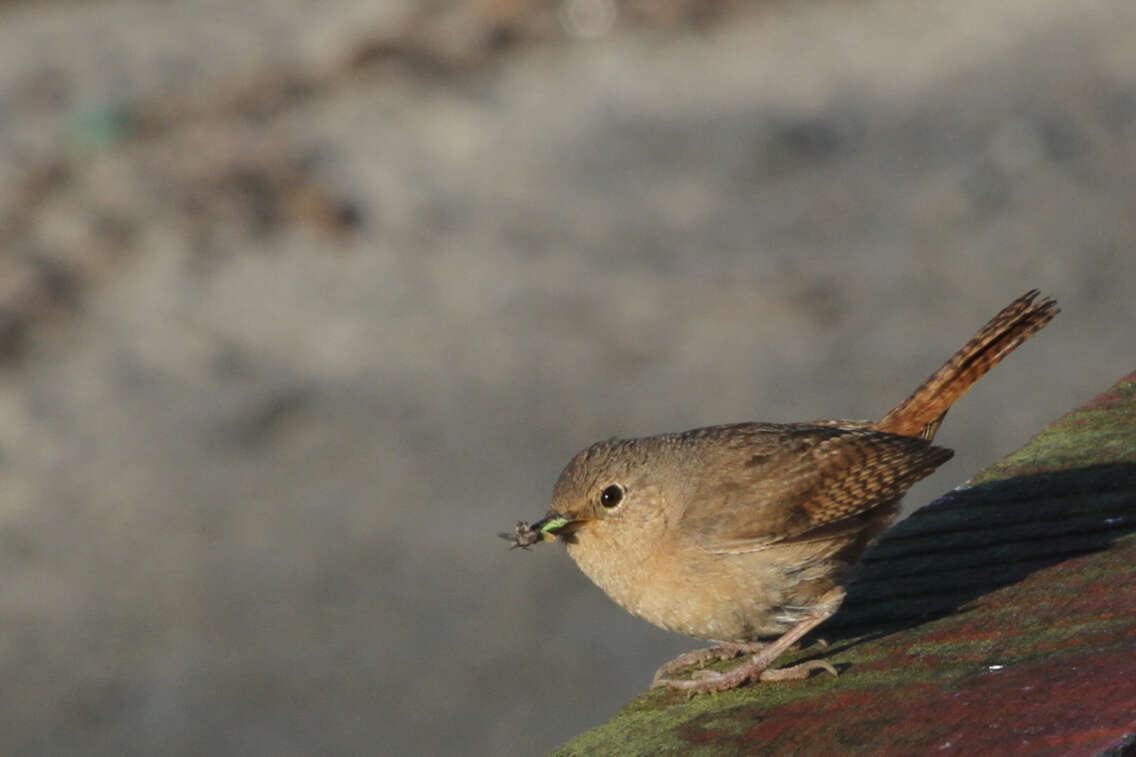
[650,641,766,687]
[655,590,843,693]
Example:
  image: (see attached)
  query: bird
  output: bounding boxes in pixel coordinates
[502,290,1058,693]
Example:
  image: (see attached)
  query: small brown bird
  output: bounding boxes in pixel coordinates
[503,291,1058,693]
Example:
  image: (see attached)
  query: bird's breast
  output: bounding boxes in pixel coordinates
[565,527,798,641]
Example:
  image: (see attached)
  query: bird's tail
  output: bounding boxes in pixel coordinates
[875,290,1059,440]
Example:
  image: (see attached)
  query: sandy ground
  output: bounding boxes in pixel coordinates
[0,0,1133,754]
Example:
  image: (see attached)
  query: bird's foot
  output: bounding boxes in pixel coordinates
[650,642,766,687]
[651,593,842,693]
[656,650,837,693]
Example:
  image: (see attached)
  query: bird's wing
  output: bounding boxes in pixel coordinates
[678,423,952,554]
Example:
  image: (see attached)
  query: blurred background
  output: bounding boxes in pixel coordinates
[0,0,1133,754]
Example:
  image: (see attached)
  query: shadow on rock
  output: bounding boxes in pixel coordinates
[829,462,1136,639]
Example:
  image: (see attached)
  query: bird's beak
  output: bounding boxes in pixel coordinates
[499,512,590,550]
[531,513,588,541]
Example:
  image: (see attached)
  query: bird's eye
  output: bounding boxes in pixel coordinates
[600,484,625,509]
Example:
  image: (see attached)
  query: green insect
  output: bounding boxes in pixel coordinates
[498,516,571,550]
[538,516,570,535]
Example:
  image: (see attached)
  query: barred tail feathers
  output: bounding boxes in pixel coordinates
[876,290,1059,440]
